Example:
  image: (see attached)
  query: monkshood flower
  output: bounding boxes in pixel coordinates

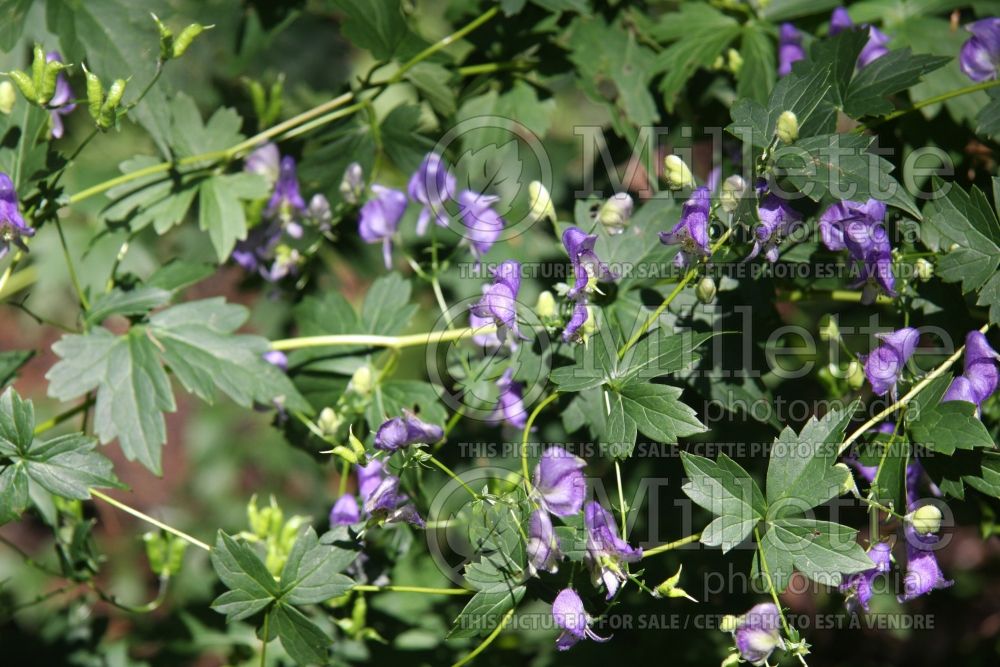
[469,310,501,349]
[963,330,999,404]
[584,501,642,598]
[374,412,444,451]
[408,152,455,235]
[562,301,589,343]
[898,524,953,602]
[942,375,979,405]
[244,142,281,184]
[819,199,895,302]
[458,190,504,259]
[262,350,288,371]
[231,221,281,275]
[562,226,615,298]
[263,245,302,282]
[329,494,360,526]
[0,173,34,260]
[551,588,609,651]
[471,259,524,343]
[306,193,332,231]
[339,162,364,204]
[828,8,889,68]
[660,187,710,268]
[731,603,784,665]
[747,193,801,263]
[45,52,75,139]
[778,23,805,76]
[597,192,633,235]
[357,459,385,503]
[359,185,407,269]
[267,156,307,235]
[364,473,424,527]
[491,368,527,429]
[526,509,561,575]
[840,541,891,612]
[861,327,919,398]
[960,18,1000,82]
[533,446,586,516]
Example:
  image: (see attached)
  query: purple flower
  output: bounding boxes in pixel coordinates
[732,603,784,665]
[262,350,288,371]
[562,227,615,298]
[45,52,75,139]
[839,542,891,612]
[357,460,385,504]
[469,310,501,349]
[829,7,853,34]
[827,9,890,68]
[458,190,504,260]
[491,368,527,429]
[562,301,589,343]
[408,152,455,235]
[359,185,407,269]
[818,199,885,251]
[533,446,586,517]
[244,143,281,184]
[527,509,561,575]
[363,474,424,527]
[584,501,642,599]
[819,199,894,303]
[0,173,34,260]
[373,412,444,451]
[963,330,999,404]
[897,525,953,602]
[267,156,307,231]
[659,187,711,269]
[471,259,524,343]
[747,193,801,263]
[551,588,609,650]
[778,23,805,76]
[329,494,360,525]
[960,18,1000,82]
[232,221,281,275]
[942,375,979,405]
[861,327,919,398]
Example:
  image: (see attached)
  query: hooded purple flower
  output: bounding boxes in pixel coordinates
[491,368,527,429]
[562,226,615,298]
[551,588,609,651]
[533,446,586,517]
[267,156,307,228]
[364,473,425,527]
[839,542,891,612]
[828,9,890,68]
[562,301,589,343]
[898,524,953,602]
[262,350,288,371]
[458,190,505,260]
[660,187,711,269]
[471,259,524,343]
[527,509,562,575]
[732,603,784,665]
[408,152,455,235]
[0,173,34,260]
[329,494,360,525]
[357,460,385,504]
[584,501,642,598]
[244,143,281,183]
[359,185,407,269]
[747,193,801,263]
[960,18,1000,82]
[942,375,979,405]
[469,310,502,349]
[963,330,999,404]
[374,412,444,451]
[45,52,75,139]
[861,327,919,398]
[778,23,805,76]
[819,199,895,303]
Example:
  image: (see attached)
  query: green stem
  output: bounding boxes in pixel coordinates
[520,392,560,485]
[426,454,479,499]
[34,398,94,435]
[615,460,628,540]
[450,606,514,667]
[754,525,793,638]
[270,324,496,352]
[783,288,894,305]
[353,584,472,596]
[642,532,703,559]
[89,489,211,552]
[388,6,500,85]
[53,217,89,312]
[260,611,269,667]
[872,78,1000,125]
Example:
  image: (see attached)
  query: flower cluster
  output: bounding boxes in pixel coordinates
[660,187,711,268]
[820,198,895,304]
[526,446,586,575]
[559,226,615,342]
[329,458,424,528]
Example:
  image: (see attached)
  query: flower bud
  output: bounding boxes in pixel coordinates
[847,360,865,390]
[98,78,127,130]
[143,531,187,577]
[720,614,739,633]
[776,110,799,144]
[318,407,341,436]
[653,565,698,602]
[535,290,557,320]
[914,258,933,281]
[7,70,36,104]
[82,64,103,120]
[39,60,67,106]
[597,192,633,235]
[834,462,857,497]
[696,276,717,303]
[349,365,374,396]
[31,44,45,96]
[528,180,556,224]
[726,48,743,74]
[720,653,741,667]
[151,13,174,61]
[0,82,15,114]
[907,504,943,535]
[173,23,211,59]
[340,162,364,204]
[720,175,746,213]
[819,315,839,341]
[664,155,695,190]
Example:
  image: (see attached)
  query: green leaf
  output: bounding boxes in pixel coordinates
[977,88,1000,138]
[550,330,617,392]
[102,155,202,233]
[279,527,356,605]
[856,433,909,511]
[765,406,856,516]
[655,10,742,113]
[0,463,28,524]
[198,172,268,261]
[405,63,456,117]
[85,287,172,327]
[361,273,417,336]
[210,531,279,622]
[0,385,35,453]
[843,49,951,118]
[737,23,777,105]
[602,389,637,459]
[449,586,525,639]
[907,401,996,455]
[0,0,31,51]
[761,0,841,21]
[367,380,446,432]
[145,260,215,292]
[0,350,33,388]
[380,103,436,174]
[681,452,765,553]
[620,330,717,383]
[760,518,873,588]
[729,65,833,149]
[618,382,705,445]
[272,603,331,665]
[330,0,412,60]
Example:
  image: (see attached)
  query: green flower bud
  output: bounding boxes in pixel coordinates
[7,70,37,104]
[696,276,717,304]
[720,614,739,633]
[31,44,46,97]
[597,192,633,235]
[834,462,858,497]
[98,78,127,129]
[653,565,698,602]
[535,290,557,320]
[0,81,15,114]
[907,504,943,535]
[247,494,284,539]
[819,315,839,341]
[173,23,212,59]
[143,531,187,577]
[726,48,743,75]
[776,110,799,144]
[914,258,933,282]
[151,13,174,61]
[265,76,284,127]
[82,64,104,121]
[39,60,67,106]
[349,365,374,396]
[847,360,864,390]
[664,155,695,190]
[318,407,341,436]
[720,175,746,213]
[528,180,556,224]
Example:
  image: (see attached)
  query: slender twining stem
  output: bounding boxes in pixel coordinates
[618,226,734,358]
[837,323,990,456]
[520,392,560,485]
[89,489,212,552]
[353,584,472,596]
[869,78,1000,126]
[270,325,497,352]
[641,532,703,559]
[754,526,794,639]
[387,6,500,85]
[34,398,94,435]
[615,460,628,540]
[427,454,479,499]
[450,606,514,667]
[865,416,906,536]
